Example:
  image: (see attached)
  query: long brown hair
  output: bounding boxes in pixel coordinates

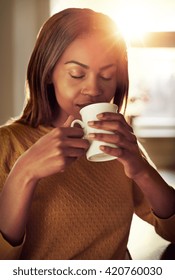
[19,8,128,127]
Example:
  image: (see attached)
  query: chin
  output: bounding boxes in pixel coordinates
[71,107,82,120]
[73,112,82,120]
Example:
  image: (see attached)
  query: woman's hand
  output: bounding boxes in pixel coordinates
[88,112,175,218]
[18,126,90,182]
[0,122,89,244]
[87,112,147,179]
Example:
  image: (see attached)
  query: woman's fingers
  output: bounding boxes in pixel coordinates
[52,127,90,154]
[51,126,84,139]
[97,112,133,132]
[88,115,137,145]
[22,126,90,179]
[88,132,137,152]
[88,113,135,143]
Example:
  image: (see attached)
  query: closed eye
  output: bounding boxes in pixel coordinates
[69,73,85,79]
[100,76,112,81]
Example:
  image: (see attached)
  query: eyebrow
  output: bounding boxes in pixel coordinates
[64,60,116,70]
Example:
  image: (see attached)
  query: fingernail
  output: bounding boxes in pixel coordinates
[88,133,95,139]
[88,121,94,126]
[97,113,104,118]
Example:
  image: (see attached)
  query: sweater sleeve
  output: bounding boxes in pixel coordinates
[133,182,175,243]
[0,126,24,259]
[0,233,25,260]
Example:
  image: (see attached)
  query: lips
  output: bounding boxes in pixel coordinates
[76,103,93,109]
[76,100,107,111]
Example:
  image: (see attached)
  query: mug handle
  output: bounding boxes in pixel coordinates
[71,119,85,129]
[71,120,88,140]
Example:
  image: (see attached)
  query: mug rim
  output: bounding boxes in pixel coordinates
[80,102,118,114]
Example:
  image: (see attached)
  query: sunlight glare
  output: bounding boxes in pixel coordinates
[50,0,175,43]
[109,2,150,43]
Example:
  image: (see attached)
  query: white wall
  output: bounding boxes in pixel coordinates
[0,0,50,125]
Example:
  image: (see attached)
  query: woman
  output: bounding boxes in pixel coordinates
[0,8,175,260]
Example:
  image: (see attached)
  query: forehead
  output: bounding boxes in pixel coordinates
[58,33,118,67]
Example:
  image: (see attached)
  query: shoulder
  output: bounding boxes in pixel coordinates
[0,121,52,146]
[0,122,41,158]
[0,122,29,145]
[0,123,15,144]
[0,121,34,136]
[0,121,27,134]
[0,121,52,172]
[0,122,30,161]
[0,123,24,175]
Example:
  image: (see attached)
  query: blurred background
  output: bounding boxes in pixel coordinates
[0,0,175,259]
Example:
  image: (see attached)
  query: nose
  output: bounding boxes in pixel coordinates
[81,75,102,96]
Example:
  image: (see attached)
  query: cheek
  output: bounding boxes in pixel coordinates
[103,83,117,100]
[54,80,74,100]
[53,74,81,97]
[53,82,80,113]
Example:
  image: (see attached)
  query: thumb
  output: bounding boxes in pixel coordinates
[63,115,75,127]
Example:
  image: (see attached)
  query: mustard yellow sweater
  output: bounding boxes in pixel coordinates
[0,122,175,260]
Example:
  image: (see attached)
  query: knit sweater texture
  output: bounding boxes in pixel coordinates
[0,122,175,260]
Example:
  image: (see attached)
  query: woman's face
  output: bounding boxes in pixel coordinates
[52,33,118,124]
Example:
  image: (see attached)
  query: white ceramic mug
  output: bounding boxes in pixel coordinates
[71,102,118,162]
